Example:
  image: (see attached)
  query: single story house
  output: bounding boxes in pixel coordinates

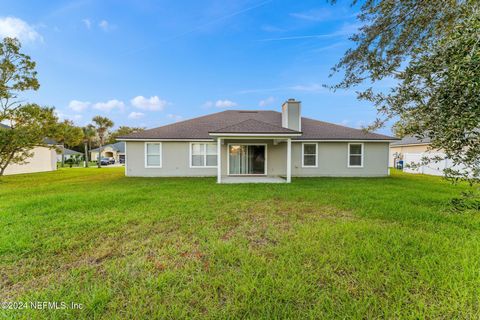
[1,124,57,175]
[389,135,432,167]
[117,99,396,183]
[90,141,125,163]
[57,148,82,162]
[389,135,467,176]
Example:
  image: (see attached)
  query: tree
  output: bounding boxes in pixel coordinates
[0,37,58,176]
[92,116,114,168]
[54,120,83,167]
[329,1,480,191]
[0,104,58,176]
[107,126,144,144]
[82,124,96,167]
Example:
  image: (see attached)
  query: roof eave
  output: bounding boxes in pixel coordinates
[209,132,303,137]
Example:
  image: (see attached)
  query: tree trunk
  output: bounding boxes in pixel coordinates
[97,144,102,168]
[61,144,65,167]
[0,151,16,177]
[84,142,89,168]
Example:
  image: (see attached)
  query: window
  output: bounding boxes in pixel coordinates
[145,143,162,168]
[302,143,317,167]
[348,143,363,167]
[191,143,217,167]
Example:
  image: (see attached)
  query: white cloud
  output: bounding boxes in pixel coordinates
[55,110,83,123]
[0,17,43,43]
[128,111,145,119]
[213,99,238,108]
[258,96,275,107]
[290,8,332,21]
[167,114,183,122]
[68,100,90,112]
[203,101,214,108]
[289,83,325,92]
[82,18,91,29]
[99,20,110,31]
[131,95,168,111]
[93,99,125,112]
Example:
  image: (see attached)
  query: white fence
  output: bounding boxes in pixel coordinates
[403,152,468,176]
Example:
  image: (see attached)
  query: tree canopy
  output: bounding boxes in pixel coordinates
[0,37,58,176]
[329,0,480,188]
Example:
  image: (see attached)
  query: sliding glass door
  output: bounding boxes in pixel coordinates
[228,145,266,175]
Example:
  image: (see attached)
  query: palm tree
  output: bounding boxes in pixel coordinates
[92,116,114,168]
[82,124,96,167]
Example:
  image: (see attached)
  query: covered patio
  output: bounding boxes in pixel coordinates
[209,119,302,184]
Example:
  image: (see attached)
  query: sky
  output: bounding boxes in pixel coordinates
[0,0,394,134]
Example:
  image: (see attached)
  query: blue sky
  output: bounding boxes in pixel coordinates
[0,0,393,134]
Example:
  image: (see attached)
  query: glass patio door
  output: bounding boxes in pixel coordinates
[228,145,266,175]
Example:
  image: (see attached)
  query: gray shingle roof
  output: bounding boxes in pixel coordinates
[118,110,395,141]
[391,135,431,146]
[211,119,300,134]
[62,148,82,156]
[91,141,125,153]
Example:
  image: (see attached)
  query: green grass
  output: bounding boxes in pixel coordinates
[0,168,479,319]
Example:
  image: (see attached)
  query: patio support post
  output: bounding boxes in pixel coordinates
[287,138,291,183]
[217,138,222,183]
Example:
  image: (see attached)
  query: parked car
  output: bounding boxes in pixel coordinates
[100,157,115,165]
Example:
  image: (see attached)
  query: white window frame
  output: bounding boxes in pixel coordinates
[144,142,162,168]
[189,142,218,168]
[302,143,318,168]
[347,143,364,168]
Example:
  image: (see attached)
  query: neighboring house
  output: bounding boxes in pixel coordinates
[390,135,467,176]
[1,124,57,176]
[117,99,396,183]
[90,142,125,163]
[389,135,432,167]
[57,148,82,162]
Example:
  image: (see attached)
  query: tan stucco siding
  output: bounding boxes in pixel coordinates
[389,145,431,166]
[125,141,389,178]
[293,142,389,177]
[4,147,57,175]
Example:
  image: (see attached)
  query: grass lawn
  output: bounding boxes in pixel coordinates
[0,168,479,319]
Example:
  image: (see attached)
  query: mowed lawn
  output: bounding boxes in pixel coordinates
[0,168,479,319]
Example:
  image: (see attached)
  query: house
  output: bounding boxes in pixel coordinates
[117,99,396,183]
[390,135,466,176]
[90,142,125,163]
[1,124,57,175]
[57,148,82,162]
[389,135,432,167]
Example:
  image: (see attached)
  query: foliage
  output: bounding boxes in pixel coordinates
[329,1,480,187]
[82,124,96,167]
[0,169,479,318]
[0,104,58,175]
[54,120,83,167]
[107,126,144,144]
[0,37,58,176]
[92,116,114,168]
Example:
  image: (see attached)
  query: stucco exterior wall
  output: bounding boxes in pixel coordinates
[4,146,57,175]
[389,145,430,166]
[125,141,389,178]
[293,142,389,177]
[125,141,217,177]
